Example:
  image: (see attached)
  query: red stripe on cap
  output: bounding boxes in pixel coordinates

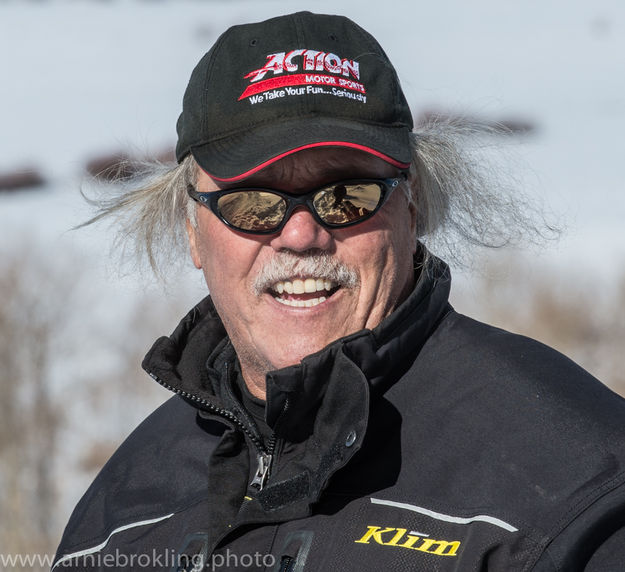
[204,142,411,182]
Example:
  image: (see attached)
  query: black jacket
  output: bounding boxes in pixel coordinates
[53,259,625,571]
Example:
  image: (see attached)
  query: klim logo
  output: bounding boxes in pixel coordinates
[239,49,366,103]
[355,525,461,557]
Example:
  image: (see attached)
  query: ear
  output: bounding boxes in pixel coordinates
[185,219,203,269]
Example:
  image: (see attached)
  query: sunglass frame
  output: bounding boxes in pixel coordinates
[186,177,404,235]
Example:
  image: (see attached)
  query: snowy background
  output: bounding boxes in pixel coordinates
[2,0,624,271]
[1,0,624,554]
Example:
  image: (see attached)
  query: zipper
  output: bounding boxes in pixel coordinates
[250,426,279,491]
[147,369,284,492]
[250,451,272,490]
[250,394,289,491]
[278,556,295,572]
[146,371,267,455]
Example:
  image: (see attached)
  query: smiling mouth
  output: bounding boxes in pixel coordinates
[270,277,339,307]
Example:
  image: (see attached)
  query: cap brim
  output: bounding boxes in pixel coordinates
[190,117,412,182]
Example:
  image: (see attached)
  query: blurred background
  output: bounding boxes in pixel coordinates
[1,0,624,567]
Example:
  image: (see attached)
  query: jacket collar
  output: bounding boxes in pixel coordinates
[142,253,452,431]
[264,255,451,432]
[142,254,452,516]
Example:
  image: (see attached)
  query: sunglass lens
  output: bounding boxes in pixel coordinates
[218,191,286,231]
[313,183,383,225]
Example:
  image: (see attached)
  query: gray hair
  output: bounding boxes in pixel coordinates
[79,117,556,278]
[78,154,197,279]
[407,118,556,269]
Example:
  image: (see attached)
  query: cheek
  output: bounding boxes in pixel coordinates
[341,199,416,265]
[393,216,417,259]
[191,216,220,272]
[384,196,417,259]
[192,211,267,294]
[356,207,417,298]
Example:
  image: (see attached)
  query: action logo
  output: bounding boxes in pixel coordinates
[239,49,367,105]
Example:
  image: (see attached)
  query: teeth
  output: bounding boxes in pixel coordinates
[272,278,336,295]
[276,296,327,307]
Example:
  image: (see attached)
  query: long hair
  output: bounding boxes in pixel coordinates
[408,118,556,269]
[79,117,556,278]
[77,154,197,279]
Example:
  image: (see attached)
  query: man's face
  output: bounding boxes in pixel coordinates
[186,148,417,397]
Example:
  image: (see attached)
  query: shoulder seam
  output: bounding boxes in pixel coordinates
[52,512,174,570]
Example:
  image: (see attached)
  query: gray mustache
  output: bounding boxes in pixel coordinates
[253,251,359,295]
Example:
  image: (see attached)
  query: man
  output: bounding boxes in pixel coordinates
[54,12,625,571]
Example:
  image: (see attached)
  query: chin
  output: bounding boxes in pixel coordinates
[273,343,326,370]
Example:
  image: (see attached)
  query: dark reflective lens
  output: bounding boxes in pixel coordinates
[217,191,286,231]
[188,177,400,234]
[313,182,383,225]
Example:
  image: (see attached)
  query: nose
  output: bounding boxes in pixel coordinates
[269,206,334,252]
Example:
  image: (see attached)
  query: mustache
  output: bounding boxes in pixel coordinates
[253,251,359,295]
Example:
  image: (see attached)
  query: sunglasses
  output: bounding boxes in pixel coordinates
[187,177,404,234]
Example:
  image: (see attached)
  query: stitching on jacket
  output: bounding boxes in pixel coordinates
[525,470,625,570]
[51,512,174,570]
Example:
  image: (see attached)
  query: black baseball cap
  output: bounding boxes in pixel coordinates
[175,11,413,182]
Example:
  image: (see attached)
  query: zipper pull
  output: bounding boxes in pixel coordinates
[250,453,272,491]
[278,555,295,572]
